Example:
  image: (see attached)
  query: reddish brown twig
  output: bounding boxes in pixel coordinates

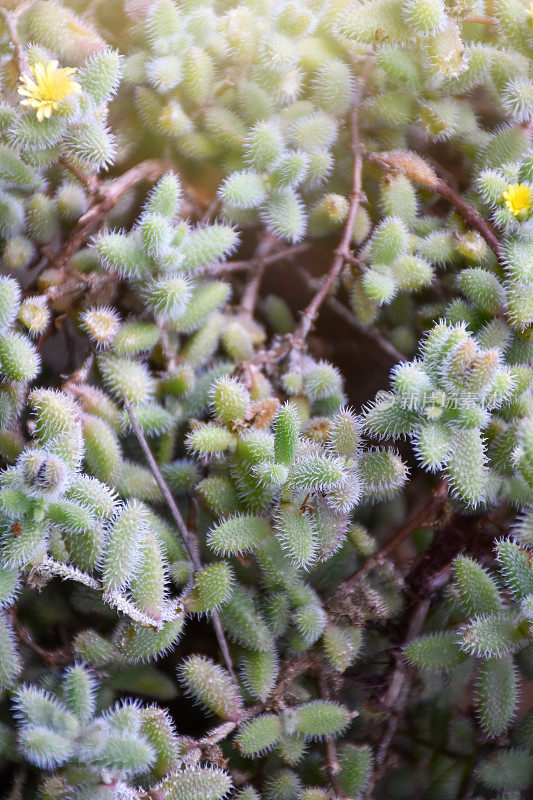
[207,243,309,276]
[366,151,503,264]
[331,480,449,601]
[122,396,200,565]
[268,650,323,708]
[48,160,171,269]
[319,672,347,800]
[239,261,267,318]
[464,15,497,25]
[0,5,30,75]
[201,195,221,224]
[290,64,371,351]
[294,264,405,364]
[361,596,431,799]
[434,178,503,262]
[243,62,373,372]
[58,155,100,196]
[362,564,452,798]
[6,766,27,800]
[10,611,70,666]
[239,234,280,317]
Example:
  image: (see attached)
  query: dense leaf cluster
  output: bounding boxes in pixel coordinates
[0,1,531,799]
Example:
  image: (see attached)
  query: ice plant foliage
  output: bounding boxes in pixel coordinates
[0,2,530,799]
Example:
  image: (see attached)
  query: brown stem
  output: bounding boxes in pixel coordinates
[328,294,404,363]
[201,195,221,224]
[343,251,365,270]
[6,767,27,800]
[0,6,29,75]
[268,650,323,708]
[48,160,170,269]
[464,15,497,25]
[366,151,503,264]
[239,261,267,318]
[290,64,370,350]
[434,178,503,262]
[210,612,237,684]
[331,480,449,600]
[104,160,172,202]
[58,155,100,196]
[122,394,200,566]
[362,597,431,798]
[319,672,346,800]
[10,612,70,666]
[43,271,118,306]
[294,265,404,364]
[121,394,236,681]
[207,243,309,276]
[239,234,280,317]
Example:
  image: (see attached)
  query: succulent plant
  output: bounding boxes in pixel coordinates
[0,2,530,799]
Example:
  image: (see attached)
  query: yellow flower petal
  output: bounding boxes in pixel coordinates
[33,63,46,84]
[18,60,81,122]
[503,183,532,218]
[46,60,59,75]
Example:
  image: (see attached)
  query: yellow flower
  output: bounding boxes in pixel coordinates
[503,183,533,219]
[18,60,81,122]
